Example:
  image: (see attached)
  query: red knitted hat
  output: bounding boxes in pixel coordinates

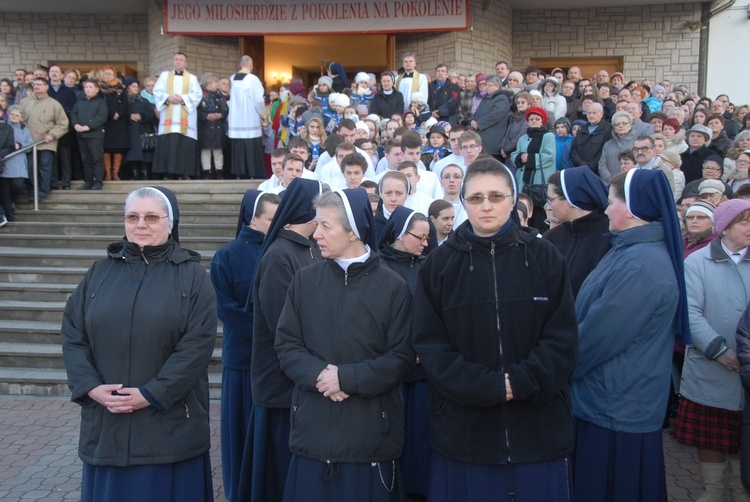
[525,106,548,124]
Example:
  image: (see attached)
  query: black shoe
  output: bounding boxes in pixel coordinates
[62,186,71,190]
[91,184,102,190]
[77,184,93,190]
[49,184,60,190]
[214,170,224,180]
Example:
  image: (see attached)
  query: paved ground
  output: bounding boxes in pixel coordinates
[0,395,703,501]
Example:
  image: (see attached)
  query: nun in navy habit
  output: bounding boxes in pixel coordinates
[378,206,431,498]
[240,178,323,502]
[572,169,690,501]
[542,167,611,297]
[209,189,279,502]
[62,186,217,502]
[275,188,415,502]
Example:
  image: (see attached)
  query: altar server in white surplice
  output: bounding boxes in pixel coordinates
[228,55,266,179]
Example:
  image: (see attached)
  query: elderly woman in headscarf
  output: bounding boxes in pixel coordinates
[675,198,750,502]
[543,167,611,297]
[378,206,430,499]
[243,178,324,502]
[276,188,414,501]
[210,189,280,502]
[62,186,217,502]
[572,169,689,501]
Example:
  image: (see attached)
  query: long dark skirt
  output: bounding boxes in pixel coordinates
[81,452,213,502]
[402,380,430,497]
[221,368,253,502]
[429,450,570,502]
[283,454,404,502]
[573,418,667,502]
[236,405,291,502]
[152,133,199,177]
[230,137,265,178]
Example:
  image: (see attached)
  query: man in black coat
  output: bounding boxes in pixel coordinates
[71,81,108,190]
[427,64,461,125]
[570,103,612,176]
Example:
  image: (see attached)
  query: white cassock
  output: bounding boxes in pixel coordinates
[228,71,265,139]
[153,70,202,140]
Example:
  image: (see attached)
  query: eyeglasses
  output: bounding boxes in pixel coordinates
[125,213,168,224]
[632,146,652,152]
[546,195,564,203]
[405,231,429,243]
[736,159,750,166]
[464,193,511,205]
[460,144,480,151]
[702,166,721,172]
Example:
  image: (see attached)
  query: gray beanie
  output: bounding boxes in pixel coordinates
[318,76,333,88]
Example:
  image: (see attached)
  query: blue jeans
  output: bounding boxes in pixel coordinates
[28,150,54,199]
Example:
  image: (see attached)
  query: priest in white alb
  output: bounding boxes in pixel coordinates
[152,52,202,178]
[228,55,266,179]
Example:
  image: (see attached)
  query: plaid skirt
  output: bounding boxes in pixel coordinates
[674,397,742,454]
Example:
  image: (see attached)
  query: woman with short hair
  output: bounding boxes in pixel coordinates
[599,110,637,183]
[413,158,578,500]
[276,188,414,501]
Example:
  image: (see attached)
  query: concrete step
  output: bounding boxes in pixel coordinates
[61,179,261,192]
[0,282,76,302]
[14,209,237,224]
[2,234,232,249]
[0,265,89,284]
[15,200,243,212]
[0,320,64,344]
[0,300,66,322]
[0,319,223,346]
[8,221,236,238]
[0,342,223,372]
[0,367,224,399]
[24,190,247,204]
[0,247,215,268]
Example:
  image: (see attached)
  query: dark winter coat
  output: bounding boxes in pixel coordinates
[473,89,513,155]
[380,243,426,382]
[570,121,613,176]
[458,89,476,126]
[369,90,405,119]
[681,145,714,184]
[708,130,732,157]
[412,222,578,465]
[428,80,461,125]
[125,94,157,163]
[542,210,611,297]
[103,90,130,151]
[197,88,228,149]
[251,229,322,408]
[210,225,264,370]
[61,238,217,467]
[70,95,108,140]
[0,120,15,173]
[275,254,415,463]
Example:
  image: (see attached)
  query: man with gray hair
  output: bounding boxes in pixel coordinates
[396,51,428,109]
[625,101,654,137]
[228,55,266,178]
[428,63,461,125]
[570,102,612,176]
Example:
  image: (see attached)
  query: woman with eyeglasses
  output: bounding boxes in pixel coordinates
[377,205,431,499]
[543,167,611,297]
[413,157,578,501]
[598,111,637,184]
[62,186,217,502]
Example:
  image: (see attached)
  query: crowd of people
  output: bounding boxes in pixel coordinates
[51,48,750,501]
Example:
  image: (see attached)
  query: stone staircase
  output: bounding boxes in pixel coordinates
[0,179,258,399]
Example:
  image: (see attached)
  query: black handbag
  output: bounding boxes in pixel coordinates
[140,132,157,152]
[521,157,548,208]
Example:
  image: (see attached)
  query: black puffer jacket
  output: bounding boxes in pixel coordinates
[412,222,578,465]
[61,238,217,467]
[275,254,414,463]
[252,229,322,408]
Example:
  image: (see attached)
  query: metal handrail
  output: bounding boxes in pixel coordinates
[1,139,45,211]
